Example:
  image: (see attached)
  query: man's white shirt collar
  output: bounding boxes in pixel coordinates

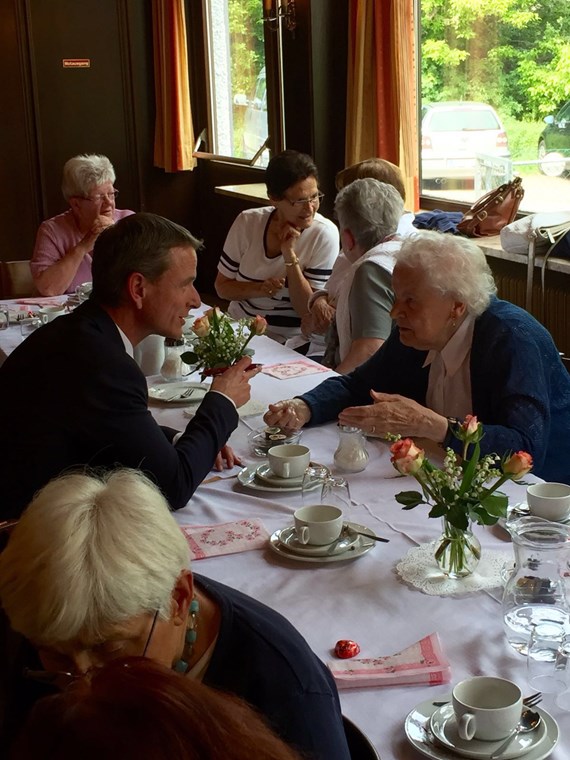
[114,322,134,358]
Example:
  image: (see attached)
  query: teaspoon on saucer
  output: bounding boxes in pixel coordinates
[489,708,542,759]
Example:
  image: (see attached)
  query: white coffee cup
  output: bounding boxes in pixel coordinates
[38,305,66,323]
[452,676,522,742]
[268,444,310,479]
[293,504,343,546]
[527,482,570,522]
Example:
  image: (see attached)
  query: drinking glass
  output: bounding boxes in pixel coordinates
[301,464,330,505]
[321,475,352,512]
[555,634,570,711]
[0,304,9,330]
[20,316,43,339]
[527,620,567,693]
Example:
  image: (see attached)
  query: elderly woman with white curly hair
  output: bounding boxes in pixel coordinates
[265,230,570,482]
[0,469,350,760]
[31,154,134,296]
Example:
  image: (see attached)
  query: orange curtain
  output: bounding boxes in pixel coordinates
[152,0,196,172]
[346,0,419,209]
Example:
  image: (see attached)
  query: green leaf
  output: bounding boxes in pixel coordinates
[395,491,424,507]
[470,506,499,525]
[480,492,508,517]
[428,503,448,518]
[181,351,198,364]
[458,441,480,496]
[447,504,469,530]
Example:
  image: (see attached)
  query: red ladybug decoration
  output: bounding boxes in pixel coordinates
[334,639,360,659]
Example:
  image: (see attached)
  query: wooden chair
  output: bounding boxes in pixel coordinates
[0,261,37,299]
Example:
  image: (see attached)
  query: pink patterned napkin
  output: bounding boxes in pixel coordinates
[180,519,269,560]
[328,632,451,689]
[261,360,330,379]
[15,297,66,307]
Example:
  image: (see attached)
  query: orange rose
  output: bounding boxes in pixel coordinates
[192,315,210,337]
[503,451,533,479]
[252,315,268,335]
[390,438,425,476]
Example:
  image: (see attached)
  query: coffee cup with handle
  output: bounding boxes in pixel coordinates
[268,444,310,479]
[526,482,570,522]
[452,676,522,742]
[38,305,66,323]
[293,504,343,546]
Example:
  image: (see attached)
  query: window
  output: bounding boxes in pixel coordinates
[201,0,274,166]
[419,0,570,212]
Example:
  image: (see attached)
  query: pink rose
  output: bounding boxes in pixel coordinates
[192,315,210,338]
[252,315,268,336]
[503,451,533,479]
[390,438,425,476]
[458,414,483,444]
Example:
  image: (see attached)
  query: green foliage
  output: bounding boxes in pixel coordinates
[421,0,570,128]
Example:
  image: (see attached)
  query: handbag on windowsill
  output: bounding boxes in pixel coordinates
[456,176,524,237]
[500,211,570,310]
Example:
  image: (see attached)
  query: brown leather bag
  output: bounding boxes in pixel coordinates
[457,176,524,238]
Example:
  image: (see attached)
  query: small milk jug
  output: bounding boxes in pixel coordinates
[502,516,570,655]
[333,425,369,473]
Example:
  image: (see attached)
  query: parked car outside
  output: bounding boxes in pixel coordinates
[421,101,510,183]
[538,101,570,177]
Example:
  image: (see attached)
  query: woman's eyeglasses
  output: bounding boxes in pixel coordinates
[285,192,324,208]
[79,189,119,203]
[23,610,159,689]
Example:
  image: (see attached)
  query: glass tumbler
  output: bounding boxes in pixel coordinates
[555,634,570,711]
[0,304,9,330]
[527,620,567,693]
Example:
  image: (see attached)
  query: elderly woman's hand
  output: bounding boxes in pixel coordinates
[264,399,311,431]
[260,276,285,297]
[310,296,336,334]
[279,223,301,262]
[338,390,448,441]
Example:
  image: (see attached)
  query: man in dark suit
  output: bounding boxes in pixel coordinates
[0,213,258,519]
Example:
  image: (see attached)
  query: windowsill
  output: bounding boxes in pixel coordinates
[214,183,269,204]
[477,235,570,275]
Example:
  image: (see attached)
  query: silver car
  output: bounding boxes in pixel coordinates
[421,101,510,182]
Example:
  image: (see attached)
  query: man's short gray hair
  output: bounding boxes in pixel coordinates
[334,178,404,251]
[62,154,116,201]
[0,469,190,646]
[396,231,497,315]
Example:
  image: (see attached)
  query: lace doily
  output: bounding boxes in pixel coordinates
[395,542,514,596]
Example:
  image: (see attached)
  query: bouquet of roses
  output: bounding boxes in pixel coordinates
[181,307,267,378]
[390,415,533,530]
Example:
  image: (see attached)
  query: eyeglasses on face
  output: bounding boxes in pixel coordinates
[80,189,119,203]
[284,192,324,208]
[23,609,159,689]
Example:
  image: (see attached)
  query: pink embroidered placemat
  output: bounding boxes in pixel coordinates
[328,632,451,689]
[261,360,330,380]
[180,519,269,560]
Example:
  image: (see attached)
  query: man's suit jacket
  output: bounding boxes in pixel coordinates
[0,301,238,519]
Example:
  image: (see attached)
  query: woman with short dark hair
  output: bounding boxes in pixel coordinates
[215,149,338,345]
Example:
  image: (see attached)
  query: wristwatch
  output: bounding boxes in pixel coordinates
[441,417,460,449]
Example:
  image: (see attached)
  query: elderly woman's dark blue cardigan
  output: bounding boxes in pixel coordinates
[301,298,570,483]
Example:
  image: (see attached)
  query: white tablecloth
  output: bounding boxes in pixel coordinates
[148,334,569,760]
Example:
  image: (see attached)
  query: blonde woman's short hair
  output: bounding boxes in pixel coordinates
[395,231,497,316]
[0,469,190,646]
[335,157,406,201]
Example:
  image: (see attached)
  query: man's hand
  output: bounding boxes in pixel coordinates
[213,444,243,471]
[338,390,448,441]
[210,356,260,408]
[263,398,311,430]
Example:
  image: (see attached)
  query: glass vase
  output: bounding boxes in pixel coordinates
[434,518,481,578]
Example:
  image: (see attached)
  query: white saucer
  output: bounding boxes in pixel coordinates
[148,382,208,404]
[430,703,547,759]
[498,503,570,530]
[255,463,305,487]
[276,525,360,556]
[237,465,320,493]
[405,696,559,760]
[268,522,376,563]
